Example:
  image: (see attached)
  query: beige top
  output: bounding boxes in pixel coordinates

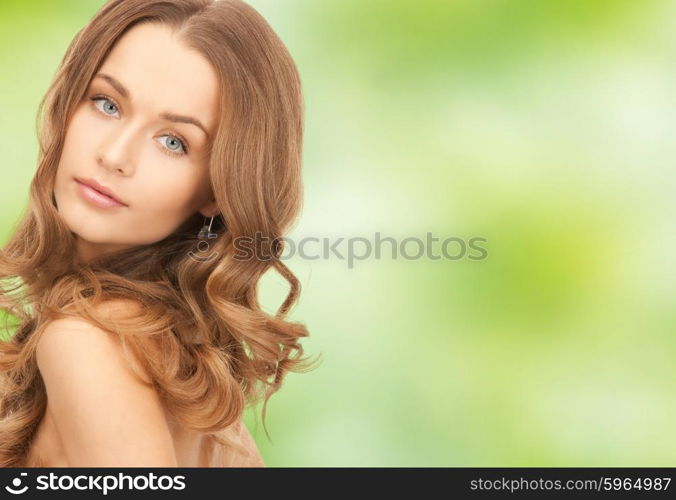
[25,404,265,467]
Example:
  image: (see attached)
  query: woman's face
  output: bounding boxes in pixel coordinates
[53,22,220,263]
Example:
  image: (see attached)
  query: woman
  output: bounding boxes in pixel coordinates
[0,0,318,467]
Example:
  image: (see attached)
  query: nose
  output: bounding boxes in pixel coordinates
[96,127,139,176]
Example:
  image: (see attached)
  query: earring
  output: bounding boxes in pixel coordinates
[198,215,218,239]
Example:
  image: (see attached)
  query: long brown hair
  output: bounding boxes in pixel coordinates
[0,0,319,467]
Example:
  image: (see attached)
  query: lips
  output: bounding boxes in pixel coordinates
[74,177,127,207]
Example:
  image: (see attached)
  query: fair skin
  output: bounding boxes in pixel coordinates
[34,299,265,467]
[53,22,220,264]
[36,308,178,466]
[37,23,264,466]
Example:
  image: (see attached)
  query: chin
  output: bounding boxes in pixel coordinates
[66,216,115,244]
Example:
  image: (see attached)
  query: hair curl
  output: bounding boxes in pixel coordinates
[0,0,320,467]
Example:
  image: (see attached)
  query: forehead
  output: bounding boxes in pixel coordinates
[96,22,220,132]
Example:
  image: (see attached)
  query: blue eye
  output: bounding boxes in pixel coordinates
[156,135,189,157]
[90,96,119,117]
[88,95,190,158]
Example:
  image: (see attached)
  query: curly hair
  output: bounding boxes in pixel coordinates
[0,0,320,467]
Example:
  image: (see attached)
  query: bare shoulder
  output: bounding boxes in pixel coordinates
[36,300,177,467]
[40,298,150,383]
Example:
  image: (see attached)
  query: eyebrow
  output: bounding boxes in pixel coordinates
[93,73,211,139]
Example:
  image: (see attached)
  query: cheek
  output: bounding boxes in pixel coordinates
[134,172,207,220]
[123,173,207,243]
[56,110,95,177]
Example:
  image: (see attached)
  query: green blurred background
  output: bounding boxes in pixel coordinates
[2,0,675,466]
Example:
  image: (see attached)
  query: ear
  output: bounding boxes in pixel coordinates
[198,197,219,218]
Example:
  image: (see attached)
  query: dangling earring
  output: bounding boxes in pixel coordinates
[198,215,219,239]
